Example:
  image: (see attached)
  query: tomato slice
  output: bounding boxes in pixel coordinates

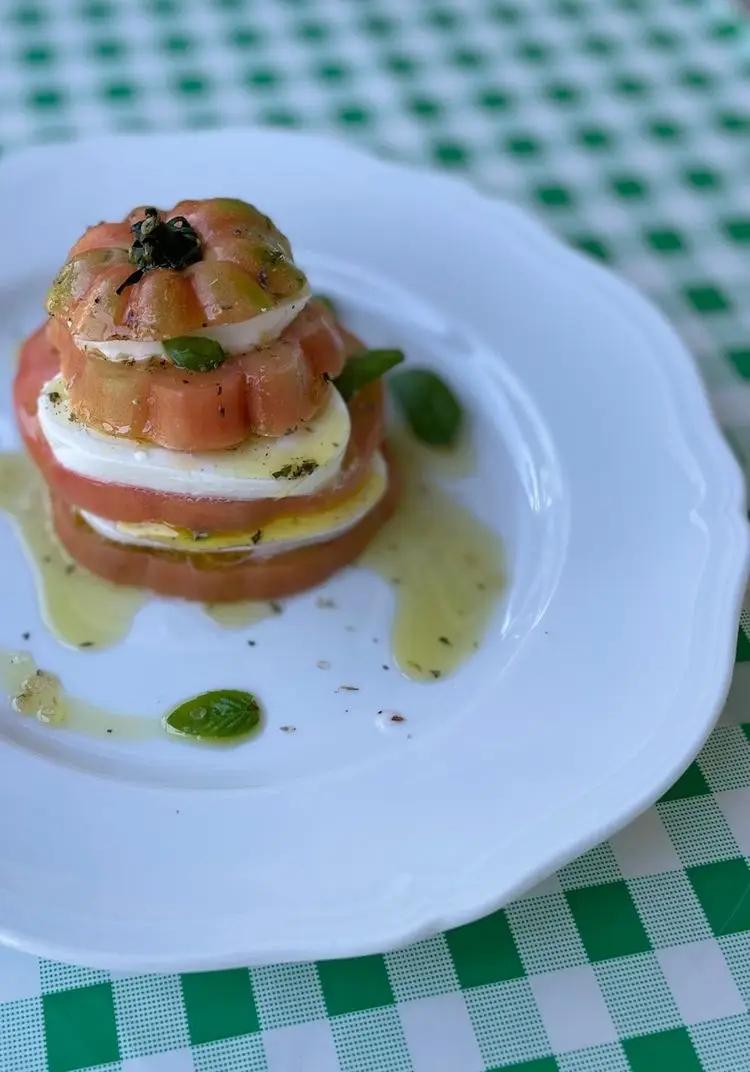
[51,457,397,601]
[47,300,349,450]
[15,323,384,531]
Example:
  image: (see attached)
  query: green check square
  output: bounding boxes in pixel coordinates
[683,284,730,313]
[687,858,750,936]
[610,175,648,199]
[534,183,575,208]
[646,117,684,141]
[18,44,56,66]
[229,26,264,49]
[683,166,722,190]
[9,3,46,25]
[571,234,611,262]
[576,125,615,150]
[432,140,471,167]
[566,881,651,961]
[505,133,542,157]
[317,954,394,1016]
[623,1028,702,1071]
[659,760,710,801]
[645,228,686,254]
[27,87,66,111]
[43,983,119,1072]
[724,218,750,243]
[181,968,259,1045]
[718,111,750,134]
[446,908,524,987]
[728,351,750,382]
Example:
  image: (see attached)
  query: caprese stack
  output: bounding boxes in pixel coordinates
[14,198,398,600]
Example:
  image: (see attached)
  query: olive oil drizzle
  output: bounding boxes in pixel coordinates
[0,649,159,739]
[362,428,503,681]
[0,421,502,709]
[0,453,144,649]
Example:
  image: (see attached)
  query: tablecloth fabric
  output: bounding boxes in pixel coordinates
[1,0,750,1069]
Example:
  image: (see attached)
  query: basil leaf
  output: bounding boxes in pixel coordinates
[163,336,227,372]
[164,689,261,741]
[390,368,462,446]
[334,349,404,402]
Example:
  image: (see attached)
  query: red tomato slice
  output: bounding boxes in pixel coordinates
[51,457,398,601]
[47,299,350,450]
[15,323,384,531]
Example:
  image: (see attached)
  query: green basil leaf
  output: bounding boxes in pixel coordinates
[164,689,262,741]
[390,368,463,446]
[334,349,404,402]
[163,336,227,372]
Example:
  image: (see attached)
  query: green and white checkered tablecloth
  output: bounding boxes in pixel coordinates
[1,0,750,1068]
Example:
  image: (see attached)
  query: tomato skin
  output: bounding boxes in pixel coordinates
[51,456,397,601]
[55,199,303,340]
[15,323,384,531]
[45,300,349,450]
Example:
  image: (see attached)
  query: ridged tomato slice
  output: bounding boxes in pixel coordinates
[48,300,349,449]
[50,457,397,602]
[15,323,384,531]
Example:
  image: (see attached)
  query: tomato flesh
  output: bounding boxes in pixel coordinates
[15,323,384,531]
[45,300,349,450]
[51,457,397,602]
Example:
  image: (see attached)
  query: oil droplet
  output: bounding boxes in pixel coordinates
[203,601,274,629]
[0,453,144,649]
[0,648,160,740]
[361,429,503,681]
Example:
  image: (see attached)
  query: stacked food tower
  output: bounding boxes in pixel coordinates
[14,198,396,600]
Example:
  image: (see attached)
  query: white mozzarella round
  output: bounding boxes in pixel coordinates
[73,287,311,362]
[37,375,350,501]
[80,452,388,558]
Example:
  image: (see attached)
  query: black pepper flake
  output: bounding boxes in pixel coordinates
[390,713,406,723]
[337,685,360,692]
[280,724,296,733]
[218,405,226,417]
[182,380,190,385]
[216,385,223,396]
[439,636,452,646]
[408,660,423,672]
[382,664,390,670]
[47,390,61,404]
[21,632,30,641]
[247,639,256,646]
[106,728,113,734]
[429,669,442,679]
[270,601,283,614]
[65,564,76,575]
[316,596,336,608]
[79,641,95,648]
[251,530,262,545]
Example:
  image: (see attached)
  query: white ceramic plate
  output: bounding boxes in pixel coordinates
[0,130,746,971]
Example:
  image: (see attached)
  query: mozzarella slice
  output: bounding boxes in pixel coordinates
[80,452,388,558]
[74,287,311,362]
[38,376,350,501]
